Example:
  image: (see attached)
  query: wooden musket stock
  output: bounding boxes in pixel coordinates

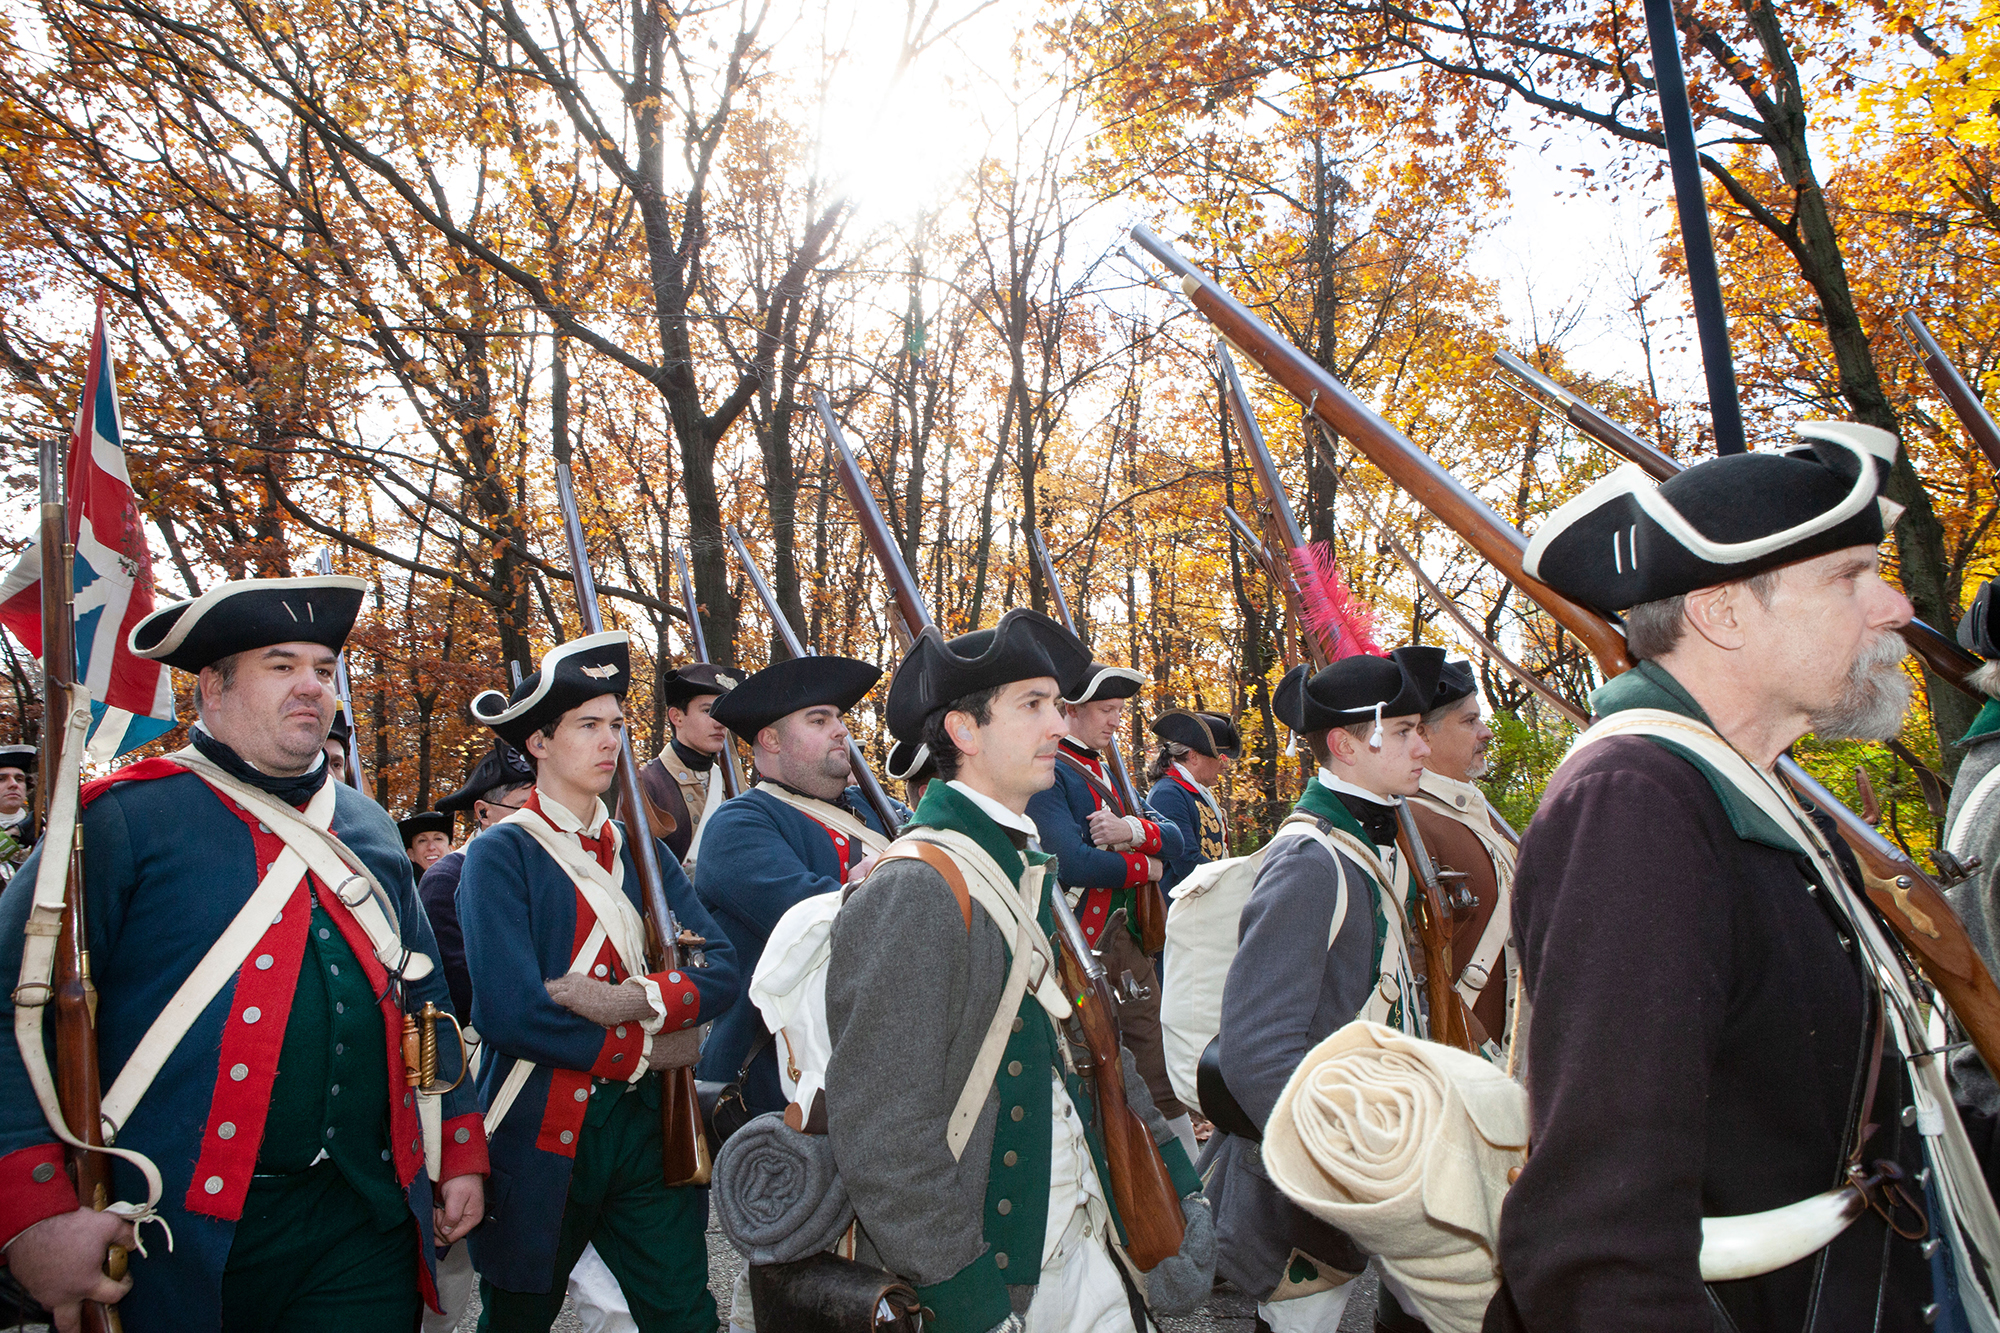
[550,444,710,1187]
[673,545,744,800]
[1134,224,2000,1085]
[815,393,1186,1267]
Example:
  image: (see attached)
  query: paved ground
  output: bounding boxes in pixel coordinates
[451,1214,1386,1331]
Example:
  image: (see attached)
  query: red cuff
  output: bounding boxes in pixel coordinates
[1132,819,1162,855]
[590,1020,646,1080]
[1121,851,1153,888]
[537,1069,593,1157]
[438,1112,490,1181]
[0,1144,77,1252]
[645,968,703,1031]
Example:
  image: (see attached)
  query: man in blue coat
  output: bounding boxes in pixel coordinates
[0,575,487,1333]
[1026,661,1192,1156]
[459,631,739,1333]
[1144,709,1239,893]
[693,654,899,1115]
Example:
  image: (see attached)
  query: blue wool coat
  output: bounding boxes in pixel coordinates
[458,818,738,1292]
[0,765,482,1333]
[1146,775,1227,894]
[692,786,896,1112]
[1027,746,1187,950]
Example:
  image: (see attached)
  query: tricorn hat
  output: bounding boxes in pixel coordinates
[887,609,1091,741]
[397,810,453,847]
[708,656,880,740]
[1063,663,1147,706]
[1522,422,1901,614]
[0,744,36,776]
[1199,712,1244,759]
[1961,580,2000,660]
[1151,709,1223,758]
[662,662,742,712]
[437,741,535,814]
[326,709,353,746]
[129,575,368,673]
[886,737,937,782]
[1432,659,1478,713]
[469,631,631,749]
[1275,646,1446,737]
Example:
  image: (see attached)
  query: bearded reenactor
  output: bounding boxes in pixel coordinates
[1946,579,2000,1113]
[0,575,487,1332]
[400,810,455,876]
[1202,647,1441,1333]
[693,655,896,1117]
[1490,423,2000,1329]
[1407,661,1514,1043]
[0,744,36,879]
[638,662,740,868]
[826,609,1212,1333]
[459,631,739,1333]
[1027,664,1192,1159]
[1144,710,1239,893]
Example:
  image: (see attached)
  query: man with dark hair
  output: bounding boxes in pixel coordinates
[1027,663,1192,1158]
[1144,710,1238,893]
[1203,646,1442,1333]
[320,711,354,785]
[827,608,1212,1333]
[0,744,37,880]
[639,662,740,867]
[460,631,739,1332]
[1491,423,1988,1328]
[1408,661,1513,1042]
[0,575,487,1332]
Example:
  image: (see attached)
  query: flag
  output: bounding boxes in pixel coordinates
[0,294,176,760]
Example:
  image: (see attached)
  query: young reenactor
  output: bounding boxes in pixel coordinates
[0,575,486,1332]
[459,631,740,1332]
[638,662,740,867]
[1143,710,1239,893]
[0,743,36,878]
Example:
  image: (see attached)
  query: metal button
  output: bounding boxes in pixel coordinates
[330,1084,341,1096]
[273,912,283,924]
[204,1176,225,1195]
[594,964,608,978]
[455,1128,471,1145]
[230,1063,249,1082]
[255,954,274,970]
[1010,1106,1024,1122]
[257,822,270,834]
[574,1088,589,1103]
[412,1138,421,1152]
[242,1007,261,1024]
[615,1026,628,1039]
[335,1043,344,1056]
[1012,1018,1024,1034]
[612,1053,625,1063]
[329,963,340,977]
[996,1199,1012,1216]
[994,1253,1008,1270]
[218,1122,236,1140]
[668,972,682,984]
[559,1130,575,1145]
[1003,1151,1017,1167]
[319,928,331,940]
[683,993,695,1006]
[30,1162,55,1183]
[404,1093,413,1107]
[335,1002,345,1015]
[680,1018,695,1029]
[1007,1060,1022,1077]
[381,1149,393,1162]
[326,1127,337,1139]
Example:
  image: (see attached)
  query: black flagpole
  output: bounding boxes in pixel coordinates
[1642,0,1747,455]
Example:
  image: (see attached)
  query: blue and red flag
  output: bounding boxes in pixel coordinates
[0,294,177,759]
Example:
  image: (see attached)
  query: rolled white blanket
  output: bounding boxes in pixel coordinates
[1262,1020,1528,1333]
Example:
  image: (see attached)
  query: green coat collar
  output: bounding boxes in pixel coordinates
[1962,698,2000,747]
[1587,660,1801,854]
[1293,776,1374,844]
[909,780,1047,884]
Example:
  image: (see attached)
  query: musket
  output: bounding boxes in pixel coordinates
[815,394,1187,1267]
[723,525,901,836]
[315,548,363,788]
[38,432,124,1333]
[1025,527,1168,955]
[672,545,744,801]
[1134,224,2000,1086]
[1901,312,2000,479]
[550,433,710,1188]
[1491,349,1987,693]
[1222,504,1310,671]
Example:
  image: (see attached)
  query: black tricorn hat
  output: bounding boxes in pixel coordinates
[469,631,631,749]
[0,744,36,775]
[326,709,353,746]
[1198,712,1243,759]
[1063,663,1147,706]
[1151,709,1223,758]
[886,737,937,782]
[1432,659,1478,712]
[129,575,368,673]
[887,609,1091,741]
[1961,580,2000,660]
[662,662,743,712]
[1523,422,1901,614]
[437,741,535,814]
[1275,646,1446,734]
[397,810,453,847]
[708,656,880,740]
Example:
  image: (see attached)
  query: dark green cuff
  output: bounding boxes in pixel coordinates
[917,1250,1011,1332]
[1163,1135,1202,1198]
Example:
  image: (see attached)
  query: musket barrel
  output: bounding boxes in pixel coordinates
[673,545,744,800]
[1903,312,2000,477]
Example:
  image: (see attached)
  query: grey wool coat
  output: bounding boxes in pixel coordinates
[1946,702,2000,1113]
[1204,813,1386,1299]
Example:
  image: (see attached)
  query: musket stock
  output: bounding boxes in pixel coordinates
[673,546,745,800]
[1134,226,2000,1086]
[549,440,710,1188]
[723,525,901,836]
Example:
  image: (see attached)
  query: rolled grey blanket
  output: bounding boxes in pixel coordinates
[713,1111,856,1264]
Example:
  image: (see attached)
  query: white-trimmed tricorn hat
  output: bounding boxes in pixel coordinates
[128,575,369,673]
[1522,422,1902,614]
[469,631,631,748]
[1062,663,1147,706]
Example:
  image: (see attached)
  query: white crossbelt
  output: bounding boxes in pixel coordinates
[684,763,728,869]
[755,782,893,859]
